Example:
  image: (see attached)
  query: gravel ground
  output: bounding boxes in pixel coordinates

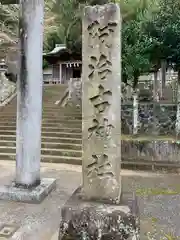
[0,161,180,239]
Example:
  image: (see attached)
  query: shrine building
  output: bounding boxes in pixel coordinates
[43,44,82,84]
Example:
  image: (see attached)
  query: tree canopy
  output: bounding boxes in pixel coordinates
[1,0,180,84]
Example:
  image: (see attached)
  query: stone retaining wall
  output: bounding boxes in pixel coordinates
[122,140,180,168]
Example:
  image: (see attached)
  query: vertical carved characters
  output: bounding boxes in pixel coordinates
[87,154,114,178]
[88,118,114,139]
[83,4,121,202]
[86,17,118,181]
[88,55,112,81]
[88,85,114,139]
[88,20,117,49]
[88,54,112,81]
[89,84,112,113]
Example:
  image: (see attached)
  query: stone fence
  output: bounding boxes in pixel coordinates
[58,80,180,168]
[59,80,177,136]
[122,102,176,136]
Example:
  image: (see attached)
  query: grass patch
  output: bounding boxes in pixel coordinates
[121,134,178,142]
[145,217,180,240]
[136,187,180,196]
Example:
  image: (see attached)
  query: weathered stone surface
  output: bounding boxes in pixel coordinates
[67,78,82,107]
[122,140,180,168]
[16,0,44,187]
[58,188,140,240]
[121,103,176,135]
[0,72,16,104]
[121,103,133,134]
[5,48,19,83]
[57,78,82,108]
[82,3,121,203]
[0,178,56,203]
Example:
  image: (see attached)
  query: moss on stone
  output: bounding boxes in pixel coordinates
[136,187,180,196]
[121,134,177,141]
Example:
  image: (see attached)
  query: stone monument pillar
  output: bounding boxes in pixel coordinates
[0,0,56,203]
[82,2,121,204]
[59,4,140,240]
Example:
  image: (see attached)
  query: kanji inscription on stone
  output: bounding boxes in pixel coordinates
[88,55,112,81]
[87,154,114,178]
[88,20,118,49]
[88,118,114,139]
[82,4,121,203]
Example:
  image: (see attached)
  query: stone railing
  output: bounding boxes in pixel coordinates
[0,72,16,106]
[56,78,82,108]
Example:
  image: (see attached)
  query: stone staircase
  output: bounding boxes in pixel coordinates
[0,85,82,164]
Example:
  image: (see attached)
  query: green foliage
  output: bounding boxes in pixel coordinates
[45,0,111,53]
[43,59,49,69]
[143,0,180,70]
[122,0,155,87]
[0,3,19,57]
[2,0,180,87]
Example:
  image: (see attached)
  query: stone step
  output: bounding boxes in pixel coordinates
[2,106,81,110]
[1,105,81,109]
[0,121,82,128]
[0,130,82,138]
[0,115,82,120]
[0,109,81,112]
[0,135,82,144]
[0,117,82,123]
[0,125,82,133]
[0,146,82,157]
[0,140,82,150]
[0,153,82,165]
[0,110,82,115]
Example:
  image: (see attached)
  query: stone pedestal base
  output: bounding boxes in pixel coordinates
[0,178,56,203]
[58,188,140,240]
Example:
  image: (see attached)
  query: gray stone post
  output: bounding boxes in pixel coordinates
[15,0,44,187]
[82,3,121,203]
[0,0,56,203]
[59,4,140,239]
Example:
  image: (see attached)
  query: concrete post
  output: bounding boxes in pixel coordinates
[15,0,44,187]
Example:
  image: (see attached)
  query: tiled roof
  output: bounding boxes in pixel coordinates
[43,44,67,56]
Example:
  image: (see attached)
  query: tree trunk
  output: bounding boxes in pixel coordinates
[176,69,180,138]
[160,59,166,99]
